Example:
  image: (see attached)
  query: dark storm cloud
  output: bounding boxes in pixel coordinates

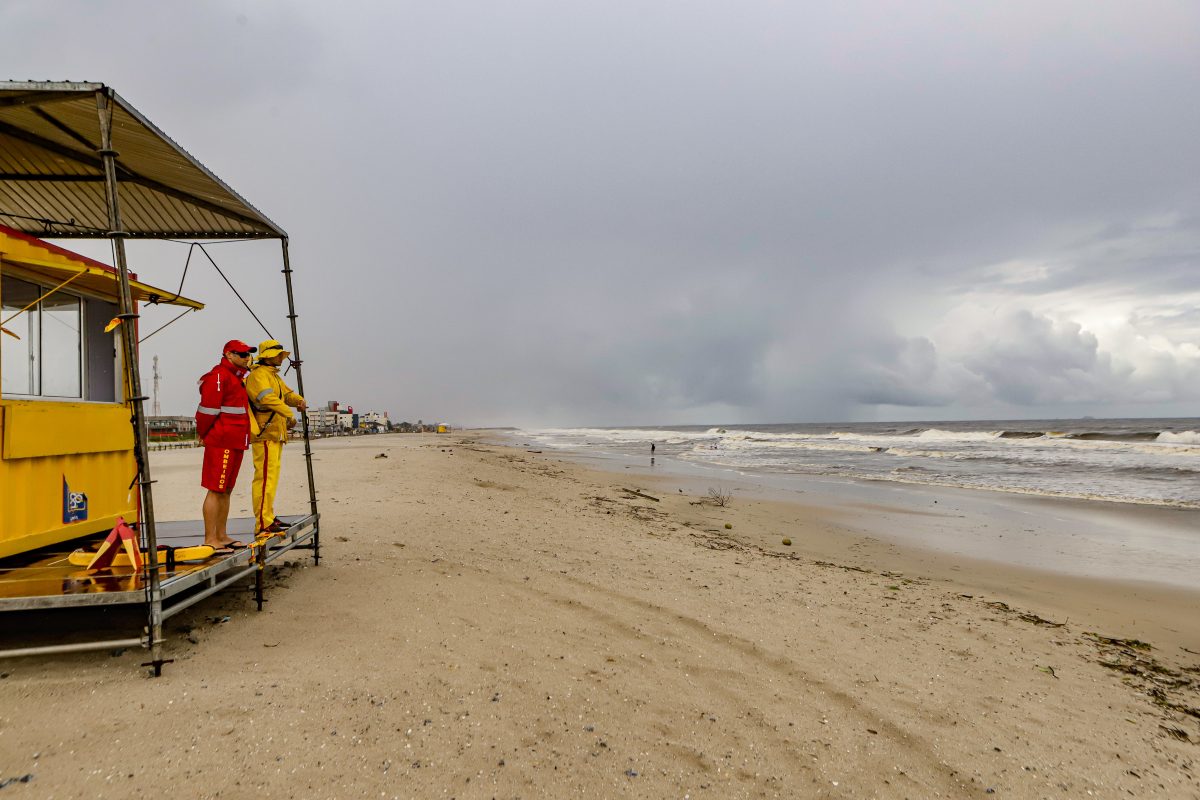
[7,1,1200,423]
[844,335,948,408]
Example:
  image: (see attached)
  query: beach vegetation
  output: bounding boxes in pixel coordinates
[707,487,733,507]
[1085,633,1153,651]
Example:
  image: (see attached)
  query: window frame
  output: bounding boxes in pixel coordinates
[1,271,122,404]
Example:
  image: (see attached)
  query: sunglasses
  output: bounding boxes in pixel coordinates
[230,350,252,358]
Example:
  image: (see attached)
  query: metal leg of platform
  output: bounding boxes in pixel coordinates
[280,239,321,567]
[95,88,166,676]
[254,544,265,611]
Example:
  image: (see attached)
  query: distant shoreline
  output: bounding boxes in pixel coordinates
[501,419,1200,513]
[490,429,1200,592]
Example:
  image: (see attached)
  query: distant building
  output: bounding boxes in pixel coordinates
[303,403,393,436]
[387,421,446,432]
[147,416,197,440]
[303,406,340,435]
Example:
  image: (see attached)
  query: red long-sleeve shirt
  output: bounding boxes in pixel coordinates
[195,357,251,450]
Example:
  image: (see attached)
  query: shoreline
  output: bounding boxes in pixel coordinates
[504,419,1200,512]
[498,435,1200,590]
[1,433,1197,798]
[498,438,1200,657]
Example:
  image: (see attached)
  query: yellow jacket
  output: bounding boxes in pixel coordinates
[246,364,305,442]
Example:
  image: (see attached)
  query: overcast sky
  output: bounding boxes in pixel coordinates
[8,0,1200,426]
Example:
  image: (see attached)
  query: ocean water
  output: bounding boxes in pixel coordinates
[518,418,1200,508]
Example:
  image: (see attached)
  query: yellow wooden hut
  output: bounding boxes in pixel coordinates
[0,225,202,557]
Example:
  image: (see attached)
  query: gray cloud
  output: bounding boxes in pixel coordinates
[958,311,1129,406]
[844,335,947,408]
[7,1,1200,424]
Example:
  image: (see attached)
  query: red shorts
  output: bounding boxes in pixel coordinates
[201,446,245,493]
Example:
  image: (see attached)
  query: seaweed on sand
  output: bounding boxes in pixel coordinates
[1085,632,1153,651]
[1088,632,1200,738]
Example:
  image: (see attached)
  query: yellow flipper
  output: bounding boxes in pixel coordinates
[69,545,217,568]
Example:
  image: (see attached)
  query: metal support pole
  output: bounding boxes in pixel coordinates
[254,544,265,611]
[96,89,165,674]
[280,238,320,564]
[0,638,145,660]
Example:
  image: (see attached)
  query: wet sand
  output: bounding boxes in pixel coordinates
[539,443,1200,590]
[537,447,1200,654]
[0,433,1197,798]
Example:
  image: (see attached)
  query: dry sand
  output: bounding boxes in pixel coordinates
[1,433,1198,799]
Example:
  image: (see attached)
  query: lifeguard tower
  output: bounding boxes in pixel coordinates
[0,82,320,672]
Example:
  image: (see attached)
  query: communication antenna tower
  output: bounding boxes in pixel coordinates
[152,355,161,416]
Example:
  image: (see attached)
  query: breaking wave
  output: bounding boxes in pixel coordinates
[515,419,1200,507]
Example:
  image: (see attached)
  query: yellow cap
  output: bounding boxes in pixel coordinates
[257,339,290,361]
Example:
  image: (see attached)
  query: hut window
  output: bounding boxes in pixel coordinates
[1,275,84,399]
[1,276,40,395]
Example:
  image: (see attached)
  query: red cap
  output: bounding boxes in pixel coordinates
[222,340,256,355]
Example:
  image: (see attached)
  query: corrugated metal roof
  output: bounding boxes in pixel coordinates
[0,81,285,239]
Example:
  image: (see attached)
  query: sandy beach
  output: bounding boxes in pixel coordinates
[1,432,1198,799]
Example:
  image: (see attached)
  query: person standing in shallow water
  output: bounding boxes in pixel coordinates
[650,442,656,464]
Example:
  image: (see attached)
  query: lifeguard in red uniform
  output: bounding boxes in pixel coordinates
[196,340,255,553]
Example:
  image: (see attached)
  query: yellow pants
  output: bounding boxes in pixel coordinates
[251,439,284,532]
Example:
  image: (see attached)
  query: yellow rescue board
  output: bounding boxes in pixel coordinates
[68,545,217,568]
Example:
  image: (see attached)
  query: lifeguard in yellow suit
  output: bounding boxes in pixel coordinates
[246,339,307,534]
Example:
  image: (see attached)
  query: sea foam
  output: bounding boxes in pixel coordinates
[1158,430,1200,445]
